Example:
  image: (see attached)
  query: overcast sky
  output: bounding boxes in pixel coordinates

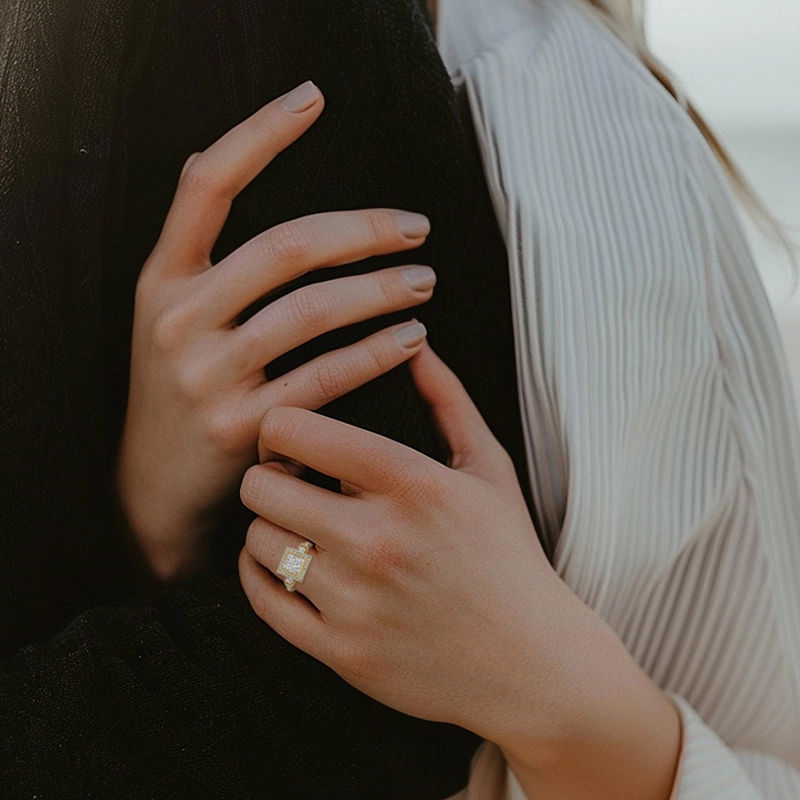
[647,0,800,129]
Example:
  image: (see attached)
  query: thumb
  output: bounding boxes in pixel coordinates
[408,341,503,474]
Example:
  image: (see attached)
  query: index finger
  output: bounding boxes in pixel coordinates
[258,407,440,496]
[156,81,324,269]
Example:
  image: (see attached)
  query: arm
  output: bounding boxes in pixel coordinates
[239,343,800,800]
[496,695,800,799]
[500,655,680,800]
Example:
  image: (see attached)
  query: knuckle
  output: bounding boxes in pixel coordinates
[364,209,399,244]
[260,407,300,450]
[388,456,441,507]
[247,582,275,625]
[177,152,217,198]
[287,286,334,331]
[205,405,247,455]
[333,637,379,683]
[363,336,393,373]
[495,446,517,477]
[151,303,194,352]
[261,220,312,264]
[240,465,267,510]
[233,317,264,361]
[311,357,352,401]
[245,517,273,564]
[360,533,410,577]
[377,269,404,306]
[172,359,210,405]
[134,259,160,300]
[180,152,202,177]
[348,337,394,386]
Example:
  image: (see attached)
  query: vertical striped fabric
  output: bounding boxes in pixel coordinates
[437,0,800,797]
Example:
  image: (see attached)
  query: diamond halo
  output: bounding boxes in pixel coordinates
[277,541,313,592]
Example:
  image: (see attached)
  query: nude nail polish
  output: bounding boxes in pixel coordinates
[395,322,427,348]
[281,81,321,113]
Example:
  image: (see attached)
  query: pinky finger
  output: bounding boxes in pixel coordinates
[238,548,332,660]
[250,320,427,432]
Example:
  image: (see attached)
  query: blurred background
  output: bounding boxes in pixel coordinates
[647,0,800,404]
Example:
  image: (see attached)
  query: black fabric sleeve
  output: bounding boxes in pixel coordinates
[0,578,478,799]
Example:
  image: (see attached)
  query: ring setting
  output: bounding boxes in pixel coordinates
[277,541,313,592]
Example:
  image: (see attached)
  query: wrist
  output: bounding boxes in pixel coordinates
[116,459,211,583]
[133,531,210,584]
[496,620,681,800]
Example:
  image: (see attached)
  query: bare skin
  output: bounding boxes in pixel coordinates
[118,83,436,580]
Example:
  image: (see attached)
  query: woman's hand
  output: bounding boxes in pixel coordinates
[117,81,436,581]
[239,342,681,800]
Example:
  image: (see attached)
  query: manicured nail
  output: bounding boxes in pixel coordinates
[395,321,427,349]
[402,265,436,292]
[395,212,431,239]
[281,81,321,113]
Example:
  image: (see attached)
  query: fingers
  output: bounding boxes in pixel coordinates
[408,342,501,472]
[259,319,426,414]
[240,461,356,547]
[255,406,441,496]
[156,81,325,268]
[244,320,426,445]
[200,208,431,326]
[244,517,334,606]
[232,264,435,370]
[239,548,332,660]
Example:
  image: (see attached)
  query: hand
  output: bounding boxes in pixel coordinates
[117,81,436,581]
[239,342,681,800]
[239,340,568,732]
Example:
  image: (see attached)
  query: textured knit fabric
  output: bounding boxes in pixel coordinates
[438,0,800,797]
[0,0,537,795]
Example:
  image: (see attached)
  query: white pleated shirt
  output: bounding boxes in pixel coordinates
[437,0,800,797]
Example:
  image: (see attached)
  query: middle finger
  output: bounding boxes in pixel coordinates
[240,461,356,550]
[200,208,431,326]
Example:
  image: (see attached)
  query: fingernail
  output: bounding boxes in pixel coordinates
[402,265,436,292]
[395,321,427,349]
[281,81,321,113]
[395,211,430,240]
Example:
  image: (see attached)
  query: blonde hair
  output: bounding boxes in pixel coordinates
[580,0,796,268]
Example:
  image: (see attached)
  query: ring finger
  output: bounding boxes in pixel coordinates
[245,516,332,607]
[231,264,435,374]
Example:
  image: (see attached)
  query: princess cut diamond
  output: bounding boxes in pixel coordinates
[277,545,312,583]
